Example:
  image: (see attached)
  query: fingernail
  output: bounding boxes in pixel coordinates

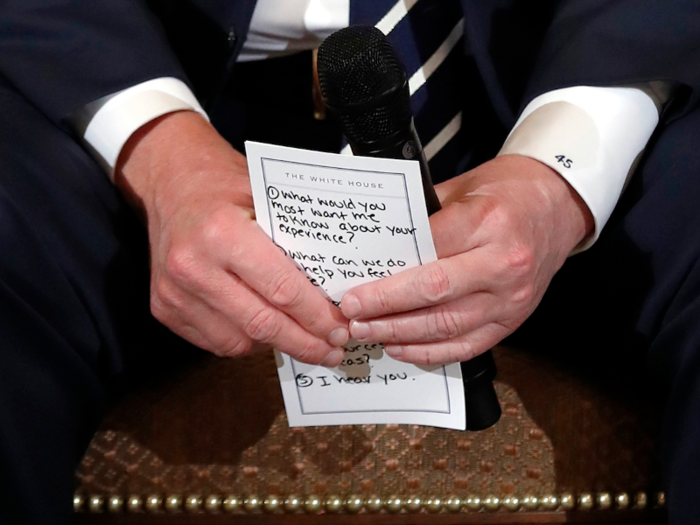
[328,327,349,347]
[385,345,403,359]
[320,349,344,367]
[341,294,362,318]
[350,321,370,342]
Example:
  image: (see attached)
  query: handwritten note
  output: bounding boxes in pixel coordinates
[246,141,465,430]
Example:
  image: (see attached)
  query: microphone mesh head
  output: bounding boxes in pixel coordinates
[317,25,411,144]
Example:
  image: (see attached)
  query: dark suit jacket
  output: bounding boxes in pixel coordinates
[1,0,698,136]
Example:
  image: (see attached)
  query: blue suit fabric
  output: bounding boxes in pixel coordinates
[0,1,699,523]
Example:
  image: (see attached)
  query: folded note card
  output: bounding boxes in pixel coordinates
[246,141,465,430]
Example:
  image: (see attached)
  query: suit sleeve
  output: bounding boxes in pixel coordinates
[0,1,187,129]
[525,0,700,117]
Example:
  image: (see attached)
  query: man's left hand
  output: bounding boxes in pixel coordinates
[340,155,594,365]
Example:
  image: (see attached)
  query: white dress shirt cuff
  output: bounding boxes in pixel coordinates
[83,77,208,174]
[498,86,659,252]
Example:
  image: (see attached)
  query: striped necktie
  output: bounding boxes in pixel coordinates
[349,0,480,184]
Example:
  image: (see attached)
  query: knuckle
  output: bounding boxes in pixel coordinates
[165,246,199,286]
[201,208,236,245]
[499,317,524,335]
[150,296,169,325]
[221,336,254,358]
[153,277,180,306]
[511,282,536,306]
[419,347,434,366]
[417,264,453,304]
[293,342,323,364]
[375,288,394,312]
[153,276,169,300]
[487,203,517,230]
[503,245,535,276]
[455,339,479,362]
[426,307,462,340]
[150,280,180,320]
[244,307,281,343]
[377,320,400,342]
[387,321,401,341]
[470,198,499,229]
[267,270,304,309]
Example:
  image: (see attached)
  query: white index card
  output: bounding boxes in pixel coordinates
[246,141,466,430]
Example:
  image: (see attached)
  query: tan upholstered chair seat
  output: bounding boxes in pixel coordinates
[74,346,667,523]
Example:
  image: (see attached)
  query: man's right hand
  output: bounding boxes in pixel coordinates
[115,111,349,366]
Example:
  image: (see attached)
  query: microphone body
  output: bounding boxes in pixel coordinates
[346,117,442,215]
[317,25,501,430]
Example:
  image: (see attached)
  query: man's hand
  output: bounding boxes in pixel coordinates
[341,155,593,365]
[115,111,349,366]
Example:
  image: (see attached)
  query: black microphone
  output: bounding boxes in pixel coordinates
[317,25,501,431]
